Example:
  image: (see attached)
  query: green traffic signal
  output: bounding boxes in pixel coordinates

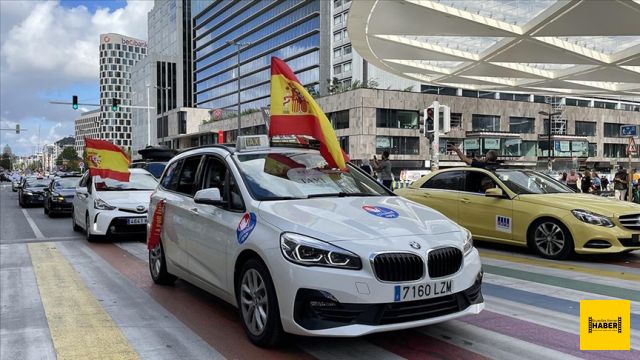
[72,95,78,110]
[111,98,119,111]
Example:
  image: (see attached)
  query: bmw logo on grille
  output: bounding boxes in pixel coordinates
[409,241,421,250]
[136,205,146,212]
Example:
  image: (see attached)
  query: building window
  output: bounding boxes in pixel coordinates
[575,121,596,136]
[450,113,463,129]
[376,136,420,155]
[333,65,341,74]
[604,123,622,137]
[334,31,342,41]
[334,48,341,58]
[594,101,616,109]
[343,11,348,22]
[376,109,419,129]
[588,143,597,157]
[334,15,341,25]
[472,114,500,131]
[603,143,626,158]
[343,61,351,72]
[328,110,349,129]
[566,98,590,107]
[509,117,535,133]
[343,44,351,55]
[339,136,349,154]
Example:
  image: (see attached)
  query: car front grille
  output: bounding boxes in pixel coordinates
[118,207,148,215]
[372,253,424,282]
[428,247,462,278]
[618,214,640,231]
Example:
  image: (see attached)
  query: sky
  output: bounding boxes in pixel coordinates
[0,0,154,156]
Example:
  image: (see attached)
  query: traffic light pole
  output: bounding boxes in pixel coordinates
[431,100,440,171]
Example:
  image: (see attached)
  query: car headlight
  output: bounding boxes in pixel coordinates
[23,191,32,196]
[462,227,473,254]
[280,232,362,270]
[571,209,614,227]
[94,198,116,210]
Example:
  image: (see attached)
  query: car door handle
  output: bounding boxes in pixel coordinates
[421,192,432,197]
[460,198,471,204]
[189,208,198,213]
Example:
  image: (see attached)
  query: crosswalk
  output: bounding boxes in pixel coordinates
[2,238,639,360]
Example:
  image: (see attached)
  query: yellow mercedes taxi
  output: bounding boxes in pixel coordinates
[395,167,640,260]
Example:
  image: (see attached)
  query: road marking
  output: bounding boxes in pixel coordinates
[28,243,139,359]
[21,209,45,240]
[2,236,83,245]
[479,250,640,282]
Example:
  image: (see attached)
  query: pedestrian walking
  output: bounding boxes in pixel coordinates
[566,169,578,192]
[581,170,592,194]
[561,172,567,184]
[614,166,628,201]
[360,159,374,177]
[600,175,609,191]
[372,151,393,189]
[591,172,601,194]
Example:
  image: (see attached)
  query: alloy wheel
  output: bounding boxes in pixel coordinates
[149,244,162,279]
[240,269,268,336]
[534,222,565,257]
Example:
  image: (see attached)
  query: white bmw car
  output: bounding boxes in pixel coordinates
[148,136,484,347]
[72,168,158,241]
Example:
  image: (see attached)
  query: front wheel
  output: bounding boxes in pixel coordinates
[44,201,50,215]
[237,258,284,347]
[149,242,176,285]
[72,210,82,232]
[85,213,97,242]
[528,219,574,260]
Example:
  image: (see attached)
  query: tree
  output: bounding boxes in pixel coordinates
[0,152,11,170]
[56,147,80,171]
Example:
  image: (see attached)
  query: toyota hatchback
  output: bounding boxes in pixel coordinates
[148,136,483,347]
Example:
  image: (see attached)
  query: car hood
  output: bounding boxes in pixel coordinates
[53,189,76,196]
[25,187,46,193]
[519,193,640,217]
[96,190,153,208]
[258,196,462,242]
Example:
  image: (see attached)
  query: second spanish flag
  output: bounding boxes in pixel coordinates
[269,57,349,170]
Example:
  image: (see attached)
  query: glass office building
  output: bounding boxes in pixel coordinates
[192,0,326,113]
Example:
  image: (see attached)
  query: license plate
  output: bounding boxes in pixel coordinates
[127,218,147,225]
[394,280,453,302]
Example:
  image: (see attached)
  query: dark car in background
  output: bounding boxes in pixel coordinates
[44,176,81,217]
[129,146,177,178]
[17,177,49,207]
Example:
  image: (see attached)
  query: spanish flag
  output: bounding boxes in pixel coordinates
[84,137,131,181]
[269,57,349,170]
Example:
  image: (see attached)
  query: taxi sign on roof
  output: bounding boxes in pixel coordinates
[236,135,270,152]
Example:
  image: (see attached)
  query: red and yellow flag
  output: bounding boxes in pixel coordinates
[269,57,349,170]
[84,137,131,182]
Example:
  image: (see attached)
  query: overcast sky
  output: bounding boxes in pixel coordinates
[0,0,154,156]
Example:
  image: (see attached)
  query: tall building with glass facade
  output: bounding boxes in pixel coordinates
[192,0,330,113]
[99,33,147,149]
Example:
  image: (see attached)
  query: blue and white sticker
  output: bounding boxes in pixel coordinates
[362,205,399,219]
[237,212,257,244]
[394,285,401,302]
[496,215,512,233]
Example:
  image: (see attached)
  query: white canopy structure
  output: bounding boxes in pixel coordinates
[348,0,640,98]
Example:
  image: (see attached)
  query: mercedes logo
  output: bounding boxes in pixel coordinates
[409,241,421,250]
[136,205,146,212]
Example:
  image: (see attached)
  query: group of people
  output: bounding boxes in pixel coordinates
[559,166,638,201]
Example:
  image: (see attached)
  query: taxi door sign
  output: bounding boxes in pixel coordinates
[147,199,166,250]
[580,300,630,350]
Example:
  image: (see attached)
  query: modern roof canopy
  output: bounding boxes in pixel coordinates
[348,0,640,98]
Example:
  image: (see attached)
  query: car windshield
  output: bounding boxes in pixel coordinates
[235,151,390,200]
[495,170,573,194]
[94,173,158,191]
[54,177,81,189]
[25,179,49,188]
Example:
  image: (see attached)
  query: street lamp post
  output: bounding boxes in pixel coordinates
[538,110,562,170]
[226,40,252,140]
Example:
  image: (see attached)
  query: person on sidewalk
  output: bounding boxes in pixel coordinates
[372,151,393,189]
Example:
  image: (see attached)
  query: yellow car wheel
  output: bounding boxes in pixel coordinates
[528,219,574,260]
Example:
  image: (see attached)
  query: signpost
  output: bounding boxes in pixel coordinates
[625,135,637,203]
[620,125,638,137]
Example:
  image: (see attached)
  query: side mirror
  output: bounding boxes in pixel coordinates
[16,184,22,189]
[76,187,88,195]
[485,188,504,197]
[194,188,225,206]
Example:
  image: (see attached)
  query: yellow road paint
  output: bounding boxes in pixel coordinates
[28,243,139,360]
[479,250,640,282]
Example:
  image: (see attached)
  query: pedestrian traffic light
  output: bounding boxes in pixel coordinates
[111,98,119,111]
[72,95,78,110]
[15,124,20,134]
[419,107,436,137]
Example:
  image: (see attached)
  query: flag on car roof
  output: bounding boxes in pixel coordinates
[269,57,349,170]
[84,137,131,182]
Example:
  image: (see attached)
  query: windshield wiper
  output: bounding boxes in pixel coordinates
[261,196,307,201]
[307,192,379,198]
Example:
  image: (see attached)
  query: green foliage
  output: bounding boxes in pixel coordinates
[327,77,380,95]
[0,152,11,170]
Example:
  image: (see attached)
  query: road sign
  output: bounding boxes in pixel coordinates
[79,161,85,168]
[627,137,637,156]
[213,108,222,120]
[620,125,638,137]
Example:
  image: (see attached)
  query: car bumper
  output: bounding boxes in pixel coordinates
[267,247,484,337]
[23,195,45,205]
[89,210,148,237]
[565,218,640,254]
[49,201,73,213]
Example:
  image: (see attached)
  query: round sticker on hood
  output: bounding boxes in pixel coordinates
[362,205,399,219]
[237,212,257,244]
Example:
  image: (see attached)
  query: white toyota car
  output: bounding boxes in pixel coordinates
[72,168,158,241]
[148,136,484,347]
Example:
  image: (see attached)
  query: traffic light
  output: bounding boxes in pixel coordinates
[72,95,78,110]
[419,106,435,136]
[218,130,224,143]
[111,98,119,111]
[15,124,20,134]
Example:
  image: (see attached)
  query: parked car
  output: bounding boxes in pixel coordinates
[43,176,82,217]
[130,145,177,178]
[18,177,49,207]
[72,169,158,241]
[148,135,483,347]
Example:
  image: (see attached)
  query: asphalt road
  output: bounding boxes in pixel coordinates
[1,183,639,360]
